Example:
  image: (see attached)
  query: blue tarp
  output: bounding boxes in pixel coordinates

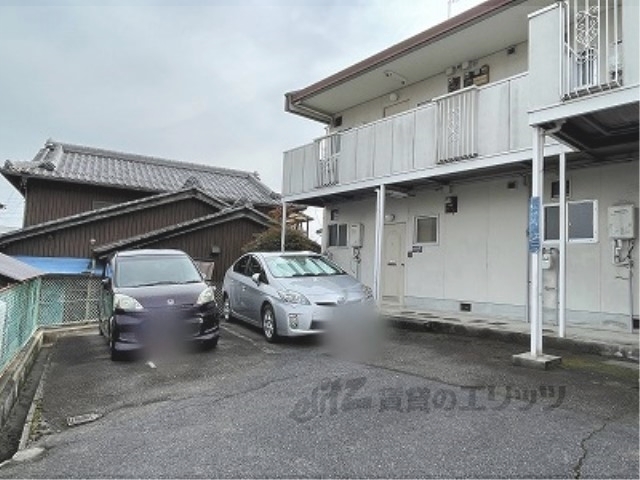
[12,256,103,275]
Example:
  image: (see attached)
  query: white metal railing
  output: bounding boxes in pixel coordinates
[315,133,340,187]
[561,0,622,99]
[435,86,478,163]
[282,74,529,195]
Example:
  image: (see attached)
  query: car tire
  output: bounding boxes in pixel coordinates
[110,340,123,361]
[222,294,234,323]
[202,337,219,351]
[109,321,124,361]
[262,304,278,343]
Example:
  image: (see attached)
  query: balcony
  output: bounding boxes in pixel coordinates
[561,0,623,99]
[283,73,531,197]
[529,0,638,122]
[528,0,638,155]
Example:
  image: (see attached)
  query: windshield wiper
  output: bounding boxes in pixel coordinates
[134,281,178,287]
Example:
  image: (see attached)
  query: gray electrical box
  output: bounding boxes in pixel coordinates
[349,223,364,248]
[608,205,636,239]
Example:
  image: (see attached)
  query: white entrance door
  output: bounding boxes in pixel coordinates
[382,223,405,304]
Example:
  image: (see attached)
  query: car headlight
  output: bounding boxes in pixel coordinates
[278,290,311,305]
[113,293,144,312]
[362,285,374,301]
[196,286,216,305]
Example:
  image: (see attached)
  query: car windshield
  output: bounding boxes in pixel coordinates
[115,255,203,288]
[265,255,345,278]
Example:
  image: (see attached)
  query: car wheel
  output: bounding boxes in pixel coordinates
[202,337,219,351]
[262,304,278,343]
[109,320,124,361]
[222,295,234,323]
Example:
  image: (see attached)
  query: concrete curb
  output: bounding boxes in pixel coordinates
[0,331,44,433]
[0,323,97,435]
[18,364,46,451]
[385,315,640,361]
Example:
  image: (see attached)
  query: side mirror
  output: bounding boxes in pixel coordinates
[251,272,261,286]
[102,277,112,290]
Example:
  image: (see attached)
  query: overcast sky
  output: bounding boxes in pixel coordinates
[0,0,483,229]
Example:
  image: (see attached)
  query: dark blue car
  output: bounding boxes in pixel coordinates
[99,249,220,360]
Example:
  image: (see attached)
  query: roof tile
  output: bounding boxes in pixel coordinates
[3,141,281,206]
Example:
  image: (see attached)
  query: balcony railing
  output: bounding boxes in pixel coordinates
[435,87,478,163]
[282,73,529,197]
[316,134,340,186]
[561,0,622,98]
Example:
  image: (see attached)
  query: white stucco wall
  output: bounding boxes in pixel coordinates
[331,41,529,132]
[324,160,639,331]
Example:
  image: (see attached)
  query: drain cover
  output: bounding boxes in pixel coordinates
[67,413,102,427]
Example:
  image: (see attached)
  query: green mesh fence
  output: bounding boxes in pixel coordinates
[1,275,220,374]
[37,276,101,326]
[0,280,40,374]
[0,275,102,374]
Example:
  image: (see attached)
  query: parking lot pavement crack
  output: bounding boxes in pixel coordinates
[98,373,302,422]
[362,360,469,389]
[179,373,303,411]
[572,421,608,479]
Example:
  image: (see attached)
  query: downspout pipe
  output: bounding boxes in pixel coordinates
[542,120,565,136]
[281,201,287,252]
[540,120,566,337]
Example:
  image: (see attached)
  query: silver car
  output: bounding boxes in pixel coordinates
[221,251,375,342]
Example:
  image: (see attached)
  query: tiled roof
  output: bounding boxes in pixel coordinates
[93,205,274,257]
[0,252,44,282]
[1,140,281,206]
[0,188,225,247]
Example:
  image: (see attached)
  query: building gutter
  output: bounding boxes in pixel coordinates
[286,0,524,108]
[284,93,333,124]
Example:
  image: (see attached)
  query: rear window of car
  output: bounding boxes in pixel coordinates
[115,254,203,288]
[265,255,345,278]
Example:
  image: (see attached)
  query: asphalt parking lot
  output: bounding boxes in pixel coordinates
[0,321,638,478]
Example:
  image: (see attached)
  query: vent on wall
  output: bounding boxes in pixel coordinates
[460,302,472,312]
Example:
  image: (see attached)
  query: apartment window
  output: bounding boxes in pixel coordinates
[328,223,347,247]
[414,216,438,244]
[544,200,598,243]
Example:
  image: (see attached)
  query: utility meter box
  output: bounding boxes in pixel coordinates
[349,223,364,248]
[608,205,636,239]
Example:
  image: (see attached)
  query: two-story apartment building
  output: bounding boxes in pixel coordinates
[281,0,639,339]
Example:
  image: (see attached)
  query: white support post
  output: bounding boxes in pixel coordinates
[373,185,386,305]
[281,201,287,252]
[530,128,545,356]
[558,152,567,338]
[514,131,561,369]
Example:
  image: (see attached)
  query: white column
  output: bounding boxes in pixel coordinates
[530,128,544,356]
[558,151,567,338]
[373,185,386,305]
[281,201,287,252]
